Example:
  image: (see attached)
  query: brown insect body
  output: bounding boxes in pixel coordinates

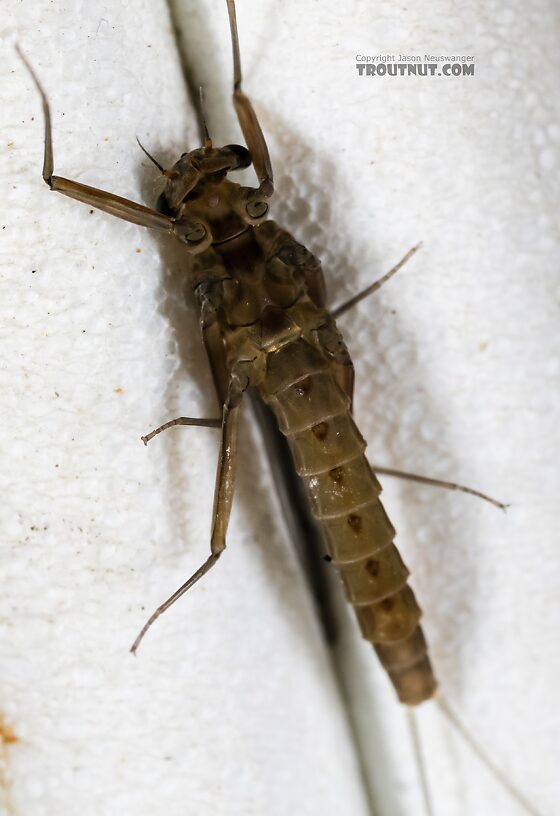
[173,165,436,704]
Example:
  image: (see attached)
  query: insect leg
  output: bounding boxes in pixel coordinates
[16,46,175,233]
[369,463,507,510]
[130,377,243,654]
[332,243,422,318]
[141,417,221,446]
[201,307,230,405]
[226,1,274,198]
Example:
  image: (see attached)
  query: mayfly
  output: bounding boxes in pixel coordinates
[16,3,543,814]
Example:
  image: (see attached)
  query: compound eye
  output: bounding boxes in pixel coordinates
[224,144,251,169]
[246,200,269,219]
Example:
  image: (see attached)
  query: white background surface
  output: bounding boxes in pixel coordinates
[1,2,559,815]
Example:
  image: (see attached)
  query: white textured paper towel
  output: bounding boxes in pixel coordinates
[1,2,559,815]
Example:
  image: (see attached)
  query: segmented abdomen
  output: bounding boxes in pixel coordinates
[260,337,437,705]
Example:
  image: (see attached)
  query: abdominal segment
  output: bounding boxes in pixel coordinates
[261,337,437,705]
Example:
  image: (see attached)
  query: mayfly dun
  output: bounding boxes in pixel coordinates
[12,2,555,815]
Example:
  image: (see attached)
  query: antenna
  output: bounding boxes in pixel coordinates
[199,86,212,149]
[135,137,166,174]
